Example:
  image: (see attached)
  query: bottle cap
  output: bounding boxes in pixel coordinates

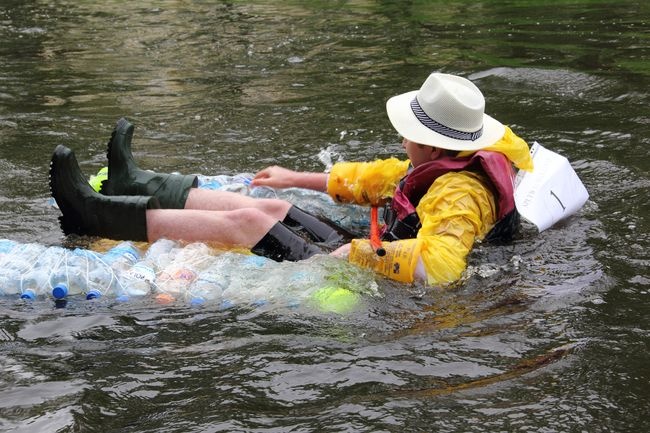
[190,297,206,305]
[52,283,69,299]
[86,289,102,300]
[20,289,36,300]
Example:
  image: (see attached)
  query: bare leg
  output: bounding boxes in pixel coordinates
[145,207,277,246]
[183,189,291,220]
[183,189,352,249]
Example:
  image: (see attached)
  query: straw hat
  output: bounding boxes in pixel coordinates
[386,73,505,151]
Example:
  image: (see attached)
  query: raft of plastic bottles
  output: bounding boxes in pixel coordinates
[20,174,376,310]
[0,236,378,312]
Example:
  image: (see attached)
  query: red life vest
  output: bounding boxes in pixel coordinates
[381,151,519,242]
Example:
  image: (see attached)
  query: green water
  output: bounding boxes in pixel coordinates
[0,1,648,432]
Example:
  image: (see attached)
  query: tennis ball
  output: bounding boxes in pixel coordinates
[311,286,359,314]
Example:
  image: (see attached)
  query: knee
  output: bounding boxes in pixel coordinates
[232,207,277,227]
[257,198,292,219]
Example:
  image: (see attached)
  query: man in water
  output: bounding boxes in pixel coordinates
[50,72,533,285]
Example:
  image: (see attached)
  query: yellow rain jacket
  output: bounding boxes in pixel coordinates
[326,127,533,286]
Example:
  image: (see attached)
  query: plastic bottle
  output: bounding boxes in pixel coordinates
[215,253,275,308]
[50,248,98,300]
[84,261,118,300]
[49,249,73,299]
[85,242,140,300]
[187,270,229,305]
[144,239,178,267]
[19,246,68,300]
[196,175,226,190]
[119,261,156,298]
[249,185,278,199]
[102,242,140,272]
[119,238,179,298]
[19,268,49,300]
[0,242,46,297]
[197,174,250,195]
[186,259,230,305]
[155,243,211,302]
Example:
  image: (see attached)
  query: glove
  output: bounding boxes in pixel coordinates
[348,238,420,283]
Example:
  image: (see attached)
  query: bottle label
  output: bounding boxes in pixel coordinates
[172,268,197,281]
[127,263,155,282]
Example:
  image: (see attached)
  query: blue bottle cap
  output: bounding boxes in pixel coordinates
[20,289,36,300]
[86,289,102,300]
[190,297,206,305]
[52,283,69,300]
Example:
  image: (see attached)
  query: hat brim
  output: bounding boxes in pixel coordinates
[386,90,505,151]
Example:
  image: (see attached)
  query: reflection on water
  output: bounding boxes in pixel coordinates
[0,0,649,432]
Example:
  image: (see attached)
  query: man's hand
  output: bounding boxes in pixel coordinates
[252,166,328,191]
[252,166,298,189]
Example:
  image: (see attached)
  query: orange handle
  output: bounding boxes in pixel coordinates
[370,206,386,257]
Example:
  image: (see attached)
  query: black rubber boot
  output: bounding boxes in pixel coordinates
[49,145,160,241]
[99,117,198,209]
[282,206,355,247]
[251,222,323,262]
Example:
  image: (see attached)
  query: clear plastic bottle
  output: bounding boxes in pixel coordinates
[119,239,179,299]
[19,268,50,300]
[217,253,276,308]
[248,185,278,199]
[102,242,140,272]
[197,174,250,195]
[144,239,178,267]
[186,256,230,305]
[19,246,68,300]
[119,261,156,298]
[84,263,118,301]
[0,242,46,297]
[155,243,211,301]
[49,249,76,299]
[86,242,140,300]
[196,175,226,190]
[50,248,98,300]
